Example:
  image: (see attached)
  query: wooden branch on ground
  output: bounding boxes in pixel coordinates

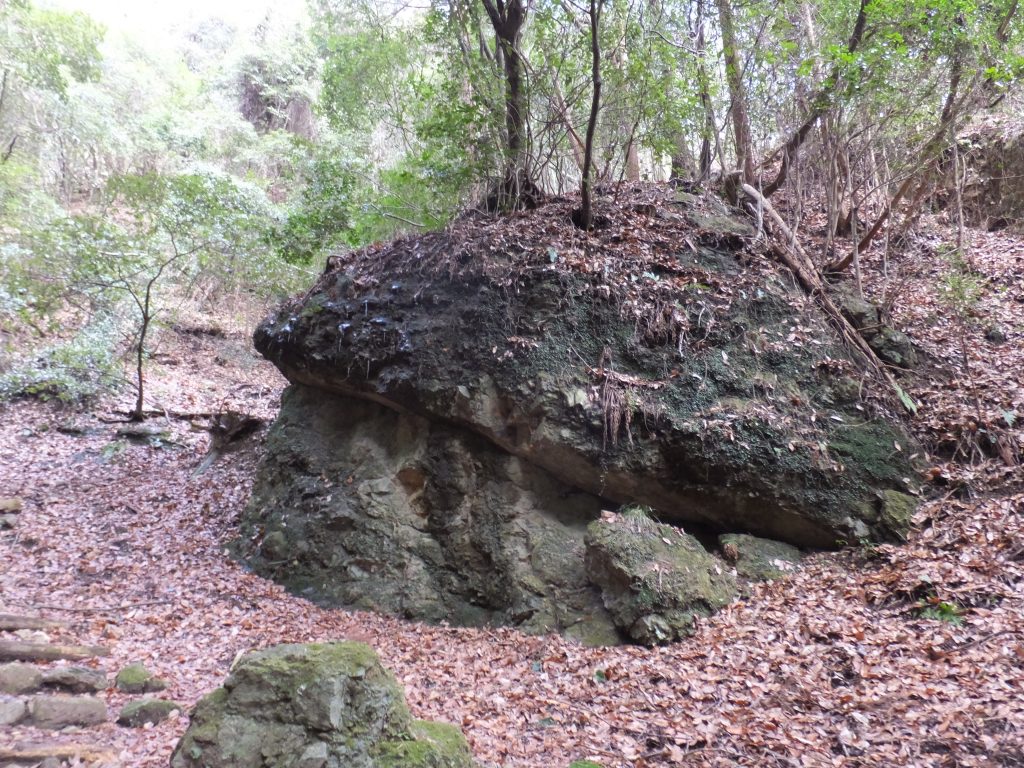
[0,614,67,631]
[0,641,110,662]
[741,184,916,415]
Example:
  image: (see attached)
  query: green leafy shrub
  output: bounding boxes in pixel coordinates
[0,312,123,403]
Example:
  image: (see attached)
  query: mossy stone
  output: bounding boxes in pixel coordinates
[117,698,184,727]
[568,762,604,768]
[719,533,801,581]
[878,490,917,535]
[375,721,475,767]
[115,663,166,693]
[585,507,737,645]
[170,642,478,768]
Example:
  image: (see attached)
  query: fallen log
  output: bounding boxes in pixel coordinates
[0,640,110,662]
[0,613,67,631]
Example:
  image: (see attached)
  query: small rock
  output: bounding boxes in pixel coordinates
[29,694,107,728]
[0,662,42,694]
[0,695,26,725]
[42,666,108,694]
[718,533,802,581]
[0,514,17,530]
[117,698,183,727]
[837,293,880,334]
[39,759,62,768]
[985,324,1007,343]
[115,663,167,693]
[584,507,738,645]
[0,497,23,513]
[868,326,918,369]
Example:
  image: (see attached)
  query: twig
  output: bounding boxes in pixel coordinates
[950,629,1021,654]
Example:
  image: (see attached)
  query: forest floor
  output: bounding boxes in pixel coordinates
[1,218,1023,768]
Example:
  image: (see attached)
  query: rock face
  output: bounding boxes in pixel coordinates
[170,642,475,768]
[243,387,618,641]
[243,188,919,640]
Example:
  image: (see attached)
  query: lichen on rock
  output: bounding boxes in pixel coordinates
[170,642,476,768]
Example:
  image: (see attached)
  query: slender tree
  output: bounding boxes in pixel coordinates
[481,0,540,208]
[576,0,604,230]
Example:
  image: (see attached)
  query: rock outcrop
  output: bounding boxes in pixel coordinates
[241,187,920,641]
[170,642,476,768]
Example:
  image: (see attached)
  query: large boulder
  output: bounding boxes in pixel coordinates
[170,642,475,768]
[243,187,919,639]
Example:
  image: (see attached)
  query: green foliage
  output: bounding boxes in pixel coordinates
[269,150,360,264]
[916,599,965,626]
[0,312,123,403]
[0,2,104,98]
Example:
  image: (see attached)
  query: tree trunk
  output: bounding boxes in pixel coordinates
[715,0,754,184]
[577,0,603,230]
[481,0,531,203]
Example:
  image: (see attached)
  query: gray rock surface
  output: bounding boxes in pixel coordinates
[239,389,618,639]
[28,694,106,728]
[719,533,802,581]
[42,666,107,694]
[170,642,475,768]
[0,695,26,725]
[0,662,42,694]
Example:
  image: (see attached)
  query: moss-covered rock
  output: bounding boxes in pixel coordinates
[878,490,918,535]
[375,721,476,767]
[117,698,183,727]
[584,508,737,645]
[115,663,167,694]
[719,533,801,581]
[170,642,477,768]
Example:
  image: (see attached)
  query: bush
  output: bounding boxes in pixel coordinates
[0,312,123,403]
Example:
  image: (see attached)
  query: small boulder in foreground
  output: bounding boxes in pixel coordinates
[170,642,477,768]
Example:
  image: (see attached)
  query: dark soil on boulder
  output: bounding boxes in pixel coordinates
[240,184,921,642]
